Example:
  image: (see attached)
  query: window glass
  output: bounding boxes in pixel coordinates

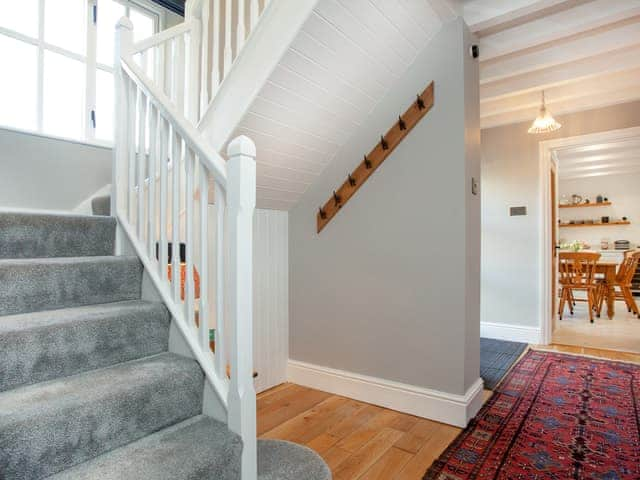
[44,0,87,55]
[0,35,38,130]
[0,0,38,38]
[43,51,86,139]
[130,7,155,42]
[95,69,114,140]
[97,0,126,66]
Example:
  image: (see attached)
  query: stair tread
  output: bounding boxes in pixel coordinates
[0,211,115,259]
[0,301,171,392]
[48,415,242,480]
[0,353,204,479]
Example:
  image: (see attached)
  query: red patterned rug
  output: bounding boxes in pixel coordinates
[424,350,640,480]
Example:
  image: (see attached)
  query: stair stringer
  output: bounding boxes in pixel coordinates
[117,222,228,424]
[197,0,319,151]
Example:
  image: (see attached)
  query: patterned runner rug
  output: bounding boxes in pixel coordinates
[424,350,640,479]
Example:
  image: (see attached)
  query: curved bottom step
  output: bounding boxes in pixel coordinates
[258,439,331,480]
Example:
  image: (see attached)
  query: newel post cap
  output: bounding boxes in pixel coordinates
[116,16,134,31]
[227,135,256,159]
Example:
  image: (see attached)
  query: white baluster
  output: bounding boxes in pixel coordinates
[147,104,158,259]
[196,1,208,116]
[171,127,181,302]
[136,90,147,239]
[249,0,259,31]
[214,181,226,380]
[199,164,209,351]
[236,0,246,52]
[226,135,257,480]
[211,0,221,97]
[113,18,133,224]
[171,36,186,118]
[223,0,232,76]
[127,79,136,223]
[159,116,169,280]
[185,149,195,325]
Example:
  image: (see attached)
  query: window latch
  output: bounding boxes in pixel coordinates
[93,5,97,24]
[91,110,96,129]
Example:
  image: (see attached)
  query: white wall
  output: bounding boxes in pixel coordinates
[558,174,640,248]
[289,18,481,408]
[0,128,112,211]
[481,101,640,338]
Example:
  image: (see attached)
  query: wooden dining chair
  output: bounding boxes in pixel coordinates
[558,251,601,323]
[596,250,640,317]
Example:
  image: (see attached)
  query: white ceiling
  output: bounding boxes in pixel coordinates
[229,0,449,210]
[462,0,640,129]
[555,136,640,180]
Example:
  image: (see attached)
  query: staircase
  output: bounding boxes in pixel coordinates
[0,211,242,479]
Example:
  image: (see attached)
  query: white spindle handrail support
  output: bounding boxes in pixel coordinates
[226,135,257,479]
[199,164,209,351]
[211,0,221,98]
[236,0,246,52]
[214,181,226,381]
[223,0,232,77]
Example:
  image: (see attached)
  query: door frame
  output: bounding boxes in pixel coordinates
[538,126,640,345]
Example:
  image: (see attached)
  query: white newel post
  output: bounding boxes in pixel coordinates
[226,135,257,480]
[113,18,133,253]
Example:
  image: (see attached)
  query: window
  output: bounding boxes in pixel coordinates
[0,0,162,144]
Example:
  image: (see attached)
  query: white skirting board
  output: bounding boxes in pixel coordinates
[480,322,541,344]
[287,360,484,428]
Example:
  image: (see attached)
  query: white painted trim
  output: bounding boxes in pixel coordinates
[537,126,640,345]
[0,125,112,150]
[287,360,484,428]
[481,322,541,344]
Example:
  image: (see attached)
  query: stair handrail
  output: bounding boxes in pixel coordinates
[113,17,257,479]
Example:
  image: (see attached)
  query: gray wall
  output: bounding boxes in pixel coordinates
[289,19,481,396]
[481,101,640,329]
[0,128,111,211]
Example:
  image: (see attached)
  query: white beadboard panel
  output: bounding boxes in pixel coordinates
[232,0,445,209]
[253,209,289,393]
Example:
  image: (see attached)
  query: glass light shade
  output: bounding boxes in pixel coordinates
[528,92,561,134]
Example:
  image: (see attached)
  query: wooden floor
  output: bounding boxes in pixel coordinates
[257,345,640,480]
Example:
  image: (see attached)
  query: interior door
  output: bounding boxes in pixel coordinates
[550,165,558,334]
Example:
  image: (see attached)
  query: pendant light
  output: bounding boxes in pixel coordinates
[528,91,561,134]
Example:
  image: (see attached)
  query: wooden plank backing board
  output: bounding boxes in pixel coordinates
[317,81,435,233]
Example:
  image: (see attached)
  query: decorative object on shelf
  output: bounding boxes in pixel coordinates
[623,216,628,221]
[601,239,610,250]
[316,81,435,233]
[602,216,610,223]
[604,197,609,202]
[571,194,582,205]
[615,240,631,250]
[559,240,589,251]
[584,198,590,204]
[596,195,604,203]
[560,194,569,206]
[528,91,562,134]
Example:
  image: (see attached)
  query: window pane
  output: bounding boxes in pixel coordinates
[130,8,155,42]
[96,0,125,66]
[0,0,38,37]
[95,69,114,140]
[0,35,37,130]
[43,50,86,139]
[44,0,86,55]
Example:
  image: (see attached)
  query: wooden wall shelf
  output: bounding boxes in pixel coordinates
[559,221,630,228]
[316,81,435,233]
[560,202,612,209]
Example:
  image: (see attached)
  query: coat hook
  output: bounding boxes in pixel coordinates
[416,94,425,110]
[333,191,342,206]
[318,207,327,220]
[348,173,356,186]
[380,135,389,150]
[398,115,406,131]
[364,155,372,169]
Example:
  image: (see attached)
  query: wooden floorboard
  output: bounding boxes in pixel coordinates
[258,344,637,479]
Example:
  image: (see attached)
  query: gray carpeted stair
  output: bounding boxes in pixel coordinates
[91,195,111,216]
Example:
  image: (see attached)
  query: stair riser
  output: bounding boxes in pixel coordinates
[0,303,170,392]
[0,213,115,259]
[0,356,204,480]
[0,257,142,316]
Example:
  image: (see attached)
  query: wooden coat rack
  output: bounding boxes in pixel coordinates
[317,81,435,233]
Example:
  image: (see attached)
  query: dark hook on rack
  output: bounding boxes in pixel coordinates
[318,207,327,220]
[364,155,372,169]
[398,115,406,131]
[380,135,389,150]
[348,173,356,186]
[416,94,425,110]
[333,191,342,206]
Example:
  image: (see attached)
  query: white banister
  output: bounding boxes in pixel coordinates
[223,0,232,77]
[211,0,221,98]
[115,12,259,480]
[226,135,257,480]
[236,0,246,52]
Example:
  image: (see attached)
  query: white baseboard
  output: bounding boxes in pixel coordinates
[287,360,484,428]
[481,322,541,344]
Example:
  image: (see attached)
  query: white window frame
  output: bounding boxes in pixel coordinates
[0,0,165,147]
